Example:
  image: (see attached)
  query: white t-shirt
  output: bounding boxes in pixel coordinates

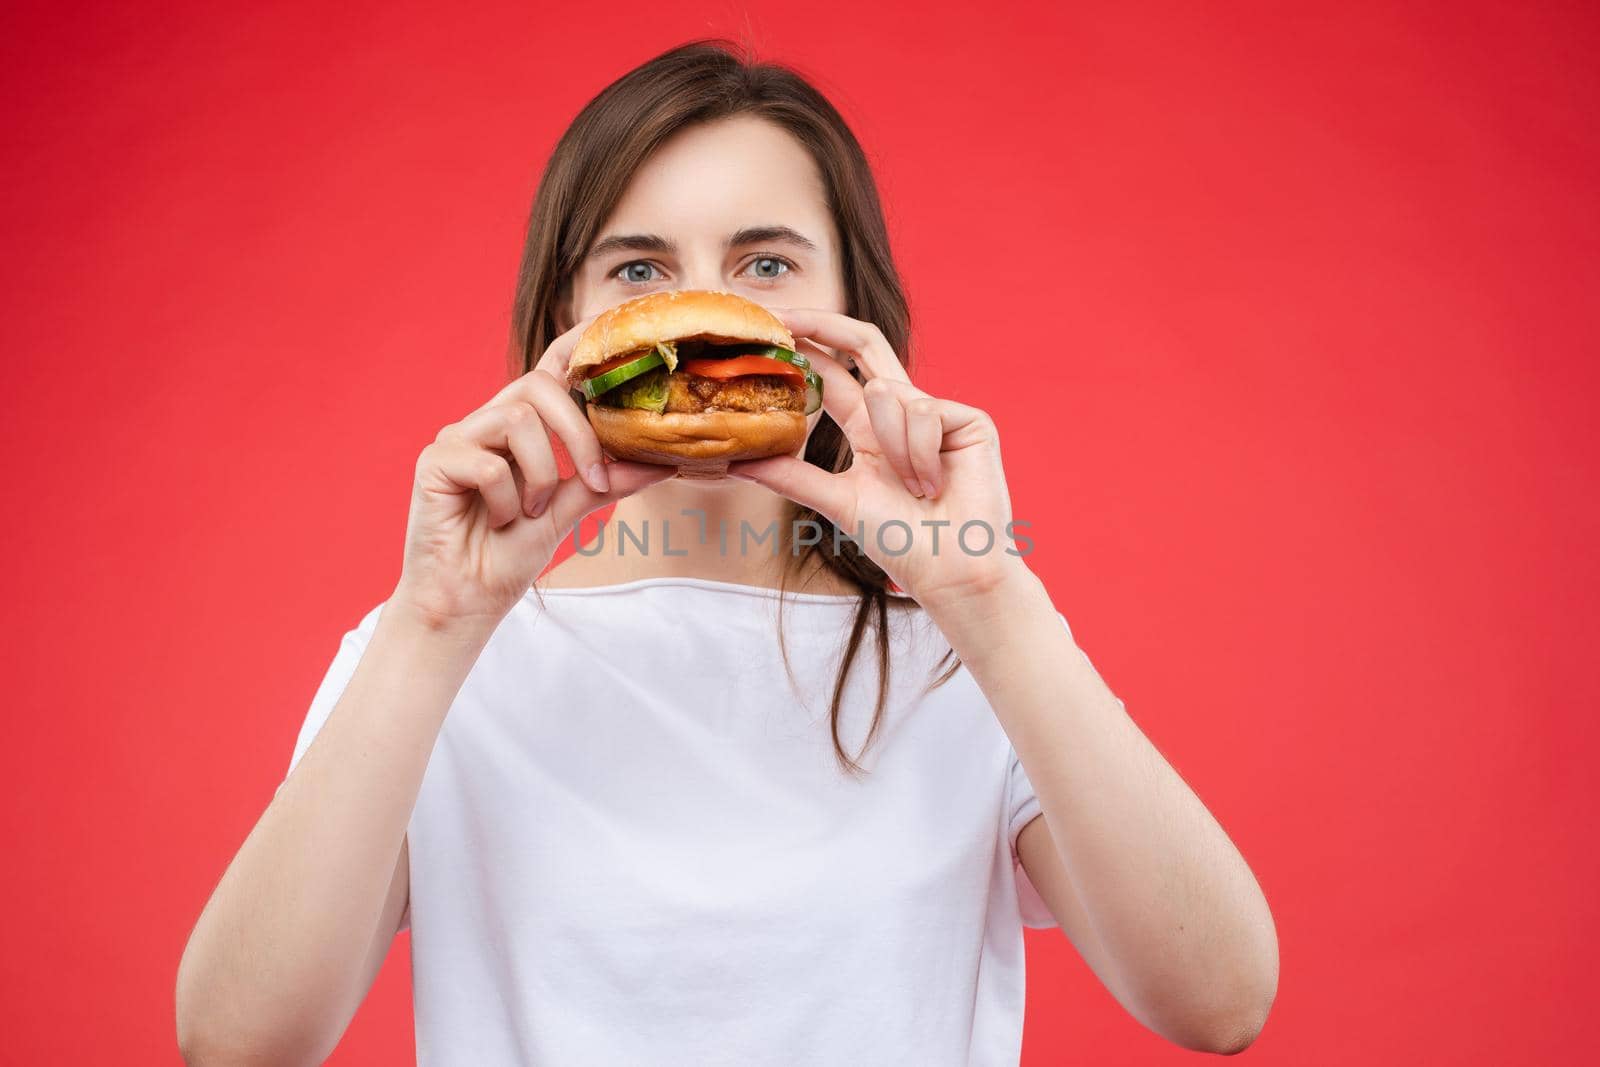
[289,575,1085,1066]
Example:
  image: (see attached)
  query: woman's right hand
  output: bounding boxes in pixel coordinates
[391,316,676,629]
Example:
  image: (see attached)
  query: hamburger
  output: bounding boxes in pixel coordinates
[564,289,823,476]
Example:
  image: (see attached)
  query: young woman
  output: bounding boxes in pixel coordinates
[177,41,1277,1066]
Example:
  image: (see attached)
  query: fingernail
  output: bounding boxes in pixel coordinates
[528,491,549,518]
[920,478,938,499]
[903,477,923,497]
[587,463,610,492]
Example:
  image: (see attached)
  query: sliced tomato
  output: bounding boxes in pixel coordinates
[584,350,649,379]
[679,355,805,383]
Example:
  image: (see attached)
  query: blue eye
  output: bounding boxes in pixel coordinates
[746,256,790,279]
[616,261,659,284]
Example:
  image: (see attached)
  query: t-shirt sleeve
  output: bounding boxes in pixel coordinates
[282,600,410,931]
[1007,743,1058,929]
[286,600,388,777]
[1006,609,1097,929]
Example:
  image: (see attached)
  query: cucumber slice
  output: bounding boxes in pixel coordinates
[802,367,822,414]
[741,345,809,370]
[579,348,666,401]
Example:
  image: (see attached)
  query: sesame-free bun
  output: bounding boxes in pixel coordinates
[566,290,805,477]
[584,406,807,477]
[565,289,795,385]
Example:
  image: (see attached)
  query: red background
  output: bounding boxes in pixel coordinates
[3,1,1596,1062]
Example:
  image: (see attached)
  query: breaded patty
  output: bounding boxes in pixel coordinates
[665,373,806,414]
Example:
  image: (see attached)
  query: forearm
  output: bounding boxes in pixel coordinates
[924,566,1278,1040]
[176,598,494,1064]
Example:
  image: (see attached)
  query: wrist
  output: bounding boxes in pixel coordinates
[919,561,1058,667]
[385,589,502,651]
[915,557,1042,617]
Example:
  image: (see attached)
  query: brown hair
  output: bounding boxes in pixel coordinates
[508,39,959,775]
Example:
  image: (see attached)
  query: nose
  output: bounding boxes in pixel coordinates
[675,254,741,298]
[676,271,723,294]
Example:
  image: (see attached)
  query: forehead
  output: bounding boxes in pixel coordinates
[598,114,834,247]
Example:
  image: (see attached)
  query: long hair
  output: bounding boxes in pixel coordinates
[509,40,960,775]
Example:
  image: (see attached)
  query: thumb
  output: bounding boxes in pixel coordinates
[543,460,676,532]
[725,454,852,526]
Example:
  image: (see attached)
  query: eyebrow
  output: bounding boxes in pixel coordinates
[584,225,818,263]
[585,233,678,261]
[726,225,818,251]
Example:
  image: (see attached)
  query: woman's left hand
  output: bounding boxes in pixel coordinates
[725,308,1031,608]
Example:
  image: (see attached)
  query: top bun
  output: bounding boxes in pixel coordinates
[565,289,794,389]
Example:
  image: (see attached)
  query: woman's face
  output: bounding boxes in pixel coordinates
[560,113,848,334]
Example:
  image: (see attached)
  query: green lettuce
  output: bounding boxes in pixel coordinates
[609,366,669,413]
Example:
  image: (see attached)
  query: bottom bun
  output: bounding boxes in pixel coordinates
[584,405,807,475]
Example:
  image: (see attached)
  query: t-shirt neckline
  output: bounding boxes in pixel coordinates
[526,574,869,604]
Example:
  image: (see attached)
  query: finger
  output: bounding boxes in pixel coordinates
[724,454,854,527]
[434,401,537,510]
[531,312,601,386]
[458,369,606,493]
[433,402,539,509]
[421,441,522,529]
[542,460,677,533]
[794,339,867,432]
[493,368,606,493]
[526,370,610,493]
[461,313,599,420]
[440,399,544,451]
[791,334,857,373]
[860,377,921,497]
[505,410,560,517]
[773,308,912,384]
[903,394,945,499]
[927,396,997,452]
